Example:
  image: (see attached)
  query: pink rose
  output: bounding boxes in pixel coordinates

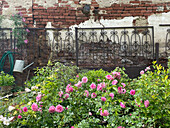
[18,115,22,119]
[91,93,97,98]
[105,75,113,80]
[112,72,121,79]
[120,102,126,108]
[76,75,79,77]
[101,82,106,88]
[130,89,135,95]
[64,93,69,99]
[75,81,82,88]
[100,110,109,116]
[89,112,92,116]
[129,113,132,116]
[90,83,96,89]
[19,109,22,113]
[36,94,42,102]
[109,93,114,99]
[23,107,28,112]
[25,29,29,32]
[101,97,106,102]
[31,103,38,111]
[56,104,64,113]
[112,80,118,85]
[71,126,74,128]
[66,84,73,93]
[121,89,126,94]
[66,107,68,110]
[144,100,149,108]
[121,83,126,88]
[82,77,88,83]
[97,84,103,91]
[140,70,144,75]
[84,90,89,97]
[24,39,28,44]
[97,79,100,81]
[117,126,125,128]
[49,106,56,113]
[59,91,63,97]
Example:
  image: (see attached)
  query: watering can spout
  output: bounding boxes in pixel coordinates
[13,60,34,73]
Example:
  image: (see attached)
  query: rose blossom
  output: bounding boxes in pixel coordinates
[101,82,106,88]
[121,83,126,88]
[112,80,118,85]
[118,87,122,94]
[117,126,125,128]
[84,90,89,97]
[121,89,126,94]
[18,115,22,119]
[36,94,42,102]
[59,91,63,97]
[91,93,97,98]
[64,93,69,99]
[89,112,92,116]
[144,100,149,108]
[82,77,88,83]
[109,93,114,99]
[49,106,56,113]
[101,97,106,102]
[130,89,135,95]
[75,81,82,88]
[120,102,126,108]
[140,70,144,75]
[105,75,113,80]
[24,39,28,44]
[31,103,38,111]
[90,83,96,89]
[56,104,64,113]
[97,84,103,91]
[23,107,28,112]
[100,110,109,116]
[66,84,73,93]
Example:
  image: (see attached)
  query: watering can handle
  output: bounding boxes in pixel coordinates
[23,62,34,71]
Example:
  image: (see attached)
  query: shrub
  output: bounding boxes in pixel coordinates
[0,61,169,127]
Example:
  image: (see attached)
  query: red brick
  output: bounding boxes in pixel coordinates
[38,6,45,9]
[121,14,131,17]
[27,18,33,20]
[4,5,9,8]
[130,1,140,4]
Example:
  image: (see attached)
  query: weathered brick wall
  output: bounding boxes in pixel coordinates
[0,0,170,81]
[0,0,169,27]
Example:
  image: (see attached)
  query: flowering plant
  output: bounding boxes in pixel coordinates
[10,12,29,47]
[0,61,169,127]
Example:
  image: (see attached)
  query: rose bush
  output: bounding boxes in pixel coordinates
[0,59,169,127]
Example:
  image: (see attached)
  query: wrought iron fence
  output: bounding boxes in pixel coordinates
[1,26,167,75]
[159,24,170,57]
[76,26,154,69]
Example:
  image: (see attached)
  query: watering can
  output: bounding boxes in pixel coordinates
[13,60,34,73]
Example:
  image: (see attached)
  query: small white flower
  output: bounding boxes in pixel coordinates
[32,91,36,94]
[146,66,150,70]
[3,119,10,126]
[0,115,4,121]
[8,117,14,121]
[31,86,38,90]
[25,88,31,92]
[8,106,15,112]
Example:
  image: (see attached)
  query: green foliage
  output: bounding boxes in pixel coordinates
[0,61,169,127]
[0,71,15,86]
[10,12,29,47]
[132,61,170,127]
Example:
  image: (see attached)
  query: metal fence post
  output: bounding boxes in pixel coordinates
[155,42,159,63]
[75,27,78,67]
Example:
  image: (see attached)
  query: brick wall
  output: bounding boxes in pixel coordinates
[1,0,169,28]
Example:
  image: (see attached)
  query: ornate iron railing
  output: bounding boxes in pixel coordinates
[159,24,170,57]
[75,26,154,69]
